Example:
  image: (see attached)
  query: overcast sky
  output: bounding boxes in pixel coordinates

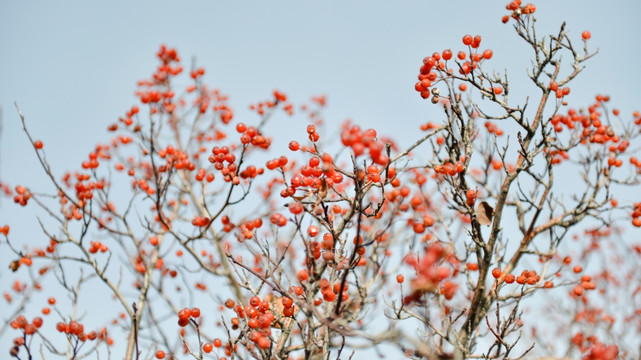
[1,0,640,356]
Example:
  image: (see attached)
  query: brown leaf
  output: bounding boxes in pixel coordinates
[317,177,327,200]
[313,177,328,210]
[9,260,20,272]
[476,201,494,226]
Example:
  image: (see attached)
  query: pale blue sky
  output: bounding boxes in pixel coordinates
[1,0,640,356]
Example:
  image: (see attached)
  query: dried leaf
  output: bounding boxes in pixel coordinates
[9,260,20,272]
[313,177,328,209]
[317,177,327,200]
[476,201,494,226]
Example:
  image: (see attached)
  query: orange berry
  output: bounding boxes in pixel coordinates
[573,286,583,296]
[189,307,200,318]
[296,269,308,282]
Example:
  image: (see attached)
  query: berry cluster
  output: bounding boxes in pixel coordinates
[224,296,287,351]
[237,218,263,241]
[414,34,497,101]
[13,185,31,206]
[403,243,451,305]
[571,274,596,296]
[549,81,570,99]
[340,125,389,165]
[546,148,569,165]
[191,215,211,227]
[484,121,504,136]
[501,0,536,23]
[249,90,293,116]
[55,320,107,344]
[269,212,287,227]
[465,189,478,206]
[208,146,239,184]
[631,203,641,227]
[235,122,271,149]
[221,214,235,232]
[572,334,619,360]
[279,150,343,200]
[177,306,201,327]
[10,315,42,335]
[73,175,105,201]
[433,161,465,177]
[194,168,215,182]
[88,241,108,254]
[265,155,288,170]
[137,45,182,112]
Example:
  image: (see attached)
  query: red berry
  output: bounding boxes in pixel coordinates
[582,31,591,40]
[573,286,583,296]
[189,307,200,318]
[472,35,482,48]
[155,350,166,359]
[462,35,473,46]
[296,269,309,282]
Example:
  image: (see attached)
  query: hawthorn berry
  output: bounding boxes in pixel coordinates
[189,307,200,318]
